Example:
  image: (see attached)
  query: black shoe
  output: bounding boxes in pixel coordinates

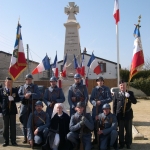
[92,139,97,145]
[127,145,131,149]
[119,145,124,149]
[12,142,18,146]
[3,142,9,147]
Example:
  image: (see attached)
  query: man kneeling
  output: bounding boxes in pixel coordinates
[96,104,118,150]
[27,101,50,148]
[67,102,94,150]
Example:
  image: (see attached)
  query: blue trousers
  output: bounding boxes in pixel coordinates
[67,132,91,150]
[34,128,49,144]
[99,130,118,150]
[46,106,53,119]
[20,104,33,136]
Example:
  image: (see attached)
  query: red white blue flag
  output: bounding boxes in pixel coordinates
[129,24,144,81]
[32,55,51,75]
[52,53,58,78]
[9,22,27,80]
[61,53,67,77]
[80,53,85,77]
[113,0,120,24]
[87,53,101,75]
[74,55,81,74]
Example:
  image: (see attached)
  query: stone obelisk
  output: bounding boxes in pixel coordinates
[64,2,81,77]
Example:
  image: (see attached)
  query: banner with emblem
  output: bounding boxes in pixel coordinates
[129,17,144,81]
[9,22,27,80]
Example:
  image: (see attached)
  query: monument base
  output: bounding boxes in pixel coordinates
[132,125,144,140]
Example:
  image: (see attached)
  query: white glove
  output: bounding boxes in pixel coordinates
[92,101,96,106]
[47,102,51,106]
[8,96,14,101]
[125,92,130,98]
[49,87,53,92]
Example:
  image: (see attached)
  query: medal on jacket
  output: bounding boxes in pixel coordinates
[3,89,12,110]
[126,98,128,103]
[8,89,12,110]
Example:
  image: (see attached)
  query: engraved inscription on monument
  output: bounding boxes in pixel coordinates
[64,2,81,76]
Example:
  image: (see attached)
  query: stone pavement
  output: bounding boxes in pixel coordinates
[0,100,150,150]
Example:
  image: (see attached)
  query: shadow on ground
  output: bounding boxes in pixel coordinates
[133,121,150,126]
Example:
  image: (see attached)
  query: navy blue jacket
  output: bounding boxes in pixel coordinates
[0,87,20,116]
[18,83,40,103]
[70,112,94,134]
[68,83,89,109]
[113,91,137,120]
[27,110,50,140]
[43,86,65,106]
[98,112,118,135]
[90,85,112,117]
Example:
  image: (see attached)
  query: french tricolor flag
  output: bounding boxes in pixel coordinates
[74,55,81,74]
[129,25,144,81]
[80,53,85,77]
[52,54,58,78]
[32,55,51,75]
[87,53,101,75]
[9,22,27,80]
[113,0,120,24]
[61,53,67,77]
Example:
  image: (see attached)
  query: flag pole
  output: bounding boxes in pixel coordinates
[116,24,120,86]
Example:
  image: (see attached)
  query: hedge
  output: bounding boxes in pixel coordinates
[120,69,150,81]
[120,69,150,96]
[130,77,150,96]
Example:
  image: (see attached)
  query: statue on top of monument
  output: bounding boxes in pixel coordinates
[65,2,79,22]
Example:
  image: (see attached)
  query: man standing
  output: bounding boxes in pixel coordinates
[96,103,118,150]
[90,76,112,144]
[67,102,94,150]
[0,77,20,146]
[113,79,137,149]
[43,76,65,119]
[18,74,40,143]
[27,100,50,148]
[68,73,88,116]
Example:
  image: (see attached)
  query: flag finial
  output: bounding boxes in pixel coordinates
[135,15,141,28]
[18,16,20,24]
[138,15,141,25]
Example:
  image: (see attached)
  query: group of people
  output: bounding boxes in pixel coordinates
[0,73,137,150]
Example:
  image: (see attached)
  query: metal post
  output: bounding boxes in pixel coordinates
[27,44,30,74]
[116,24,120,86]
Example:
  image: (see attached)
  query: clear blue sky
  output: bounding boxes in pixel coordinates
[0,0,149,69]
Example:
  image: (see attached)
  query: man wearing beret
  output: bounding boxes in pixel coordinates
[27,100,50,148]
[90,76,112,144]
[0,77,20,146]
[113,79,137,149]
[18,74,41,143]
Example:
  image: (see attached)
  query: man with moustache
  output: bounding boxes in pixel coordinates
[27,101,50,148]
